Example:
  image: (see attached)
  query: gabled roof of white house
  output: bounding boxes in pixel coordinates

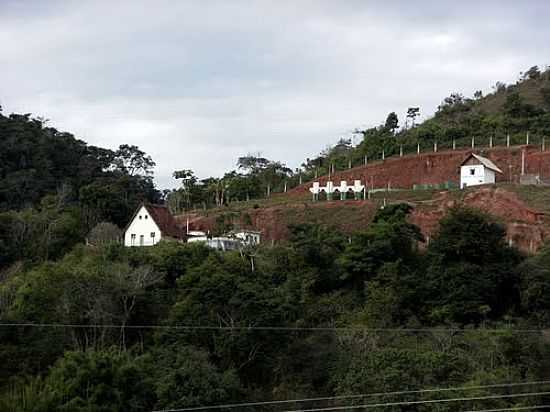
[125,204,185,239]
[461,153,503,174]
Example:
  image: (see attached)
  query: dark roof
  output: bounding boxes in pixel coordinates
[144,204,185,239]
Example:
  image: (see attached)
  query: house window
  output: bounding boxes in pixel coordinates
[145,215,148,219]
[139,215,142,219]
[140,235,144,246]
[470,168,476,176]
[131,234,136,246]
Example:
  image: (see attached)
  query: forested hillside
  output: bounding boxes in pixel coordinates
[2,205,550,411]
[0,108,160,269]
[2,66,550,411]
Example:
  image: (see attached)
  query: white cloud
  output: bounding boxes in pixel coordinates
[1,0,549,188]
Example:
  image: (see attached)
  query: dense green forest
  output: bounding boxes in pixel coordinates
[2,66,550,410]
[2,204,550,411]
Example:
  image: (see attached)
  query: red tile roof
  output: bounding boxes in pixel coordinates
[144,204,185,239]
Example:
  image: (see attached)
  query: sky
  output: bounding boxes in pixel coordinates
[1,0,549,188]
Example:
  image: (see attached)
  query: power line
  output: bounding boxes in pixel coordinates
[0,323,544,333]
[464,405,550,412]
[281,391,550,412]
[151,381,550,412]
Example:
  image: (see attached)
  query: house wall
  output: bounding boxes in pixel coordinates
[124,206,162,246]
[460,165,495,188]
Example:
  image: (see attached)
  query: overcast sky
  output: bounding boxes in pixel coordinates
[1,1,549,188]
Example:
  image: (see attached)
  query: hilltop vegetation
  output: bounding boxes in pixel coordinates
[303,65,550,179]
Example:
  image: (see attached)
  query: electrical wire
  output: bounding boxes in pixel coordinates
[150,381,550,412]
[281,391,550,412]
[464,405,550,412]
[0,323,544,333]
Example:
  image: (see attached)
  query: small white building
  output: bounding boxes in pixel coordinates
[233,230,261,246]
[460,153,503,189]
[124,204,184,247]
[187,236,243,251]
[187,230,261,251]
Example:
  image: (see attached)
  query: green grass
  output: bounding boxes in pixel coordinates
[500,183,550,214]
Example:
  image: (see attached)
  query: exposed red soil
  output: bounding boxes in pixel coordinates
[287,145,550,195]
[409,187,547,253]
[176,186,548,254]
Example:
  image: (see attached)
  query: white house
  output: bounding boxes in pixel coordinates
[124,204,184,247]
[460,153,503,189]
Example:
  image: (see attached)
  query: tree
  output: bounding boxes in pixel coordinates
[153,344,241,410]
[112,144,155,176]
[523,65,541,80]
[338,204,423,291]
[519,244,550,325]
[287,223,347,292]
[34,349,155,412]
[540,87,550,110]
[384,112,399,133]
[87,222,121,246]
[173,169,199,210]
[406,107,420,127]
[424,207,522,324]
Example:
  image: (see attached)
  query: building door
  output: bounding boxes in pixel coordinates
[140,235,144,246]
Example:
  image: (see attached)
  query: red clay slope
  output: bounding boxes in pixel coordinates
[177,186,549,254]
[288,145,550,194]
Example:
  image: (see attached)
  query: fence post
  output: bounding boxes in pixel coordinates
[364,155,368,165]
[471,137,475,149]
[382,150,385,161]
[526,132,530,145]
[507,134,510,147]
[453,139,456,150]
[489,135,493,148]
[543,137,546,152]
[400,145,403,157]
[417,143,420,154]
[434,142,438,152]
